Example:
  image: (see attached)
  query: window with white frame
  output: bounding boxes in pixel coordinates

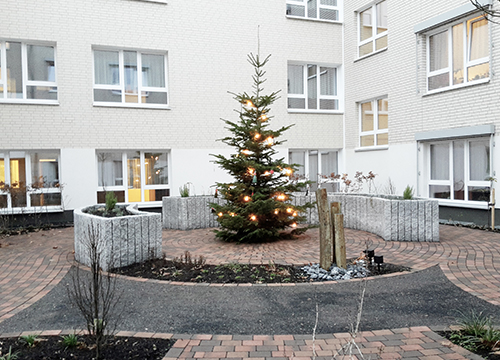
[0,151,61,210]
[286,0,341,22]
[358,1,387,58]
[289,149,338,191]
[288,64,339,111]
[427,14,489,92]
[359,98,388,147]
[93,49,168,107]
[0,41,57,103]
[427,137,491,202]
[97,151,169,204]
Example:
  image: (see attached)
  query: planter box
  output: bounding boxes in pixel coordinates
[162,196,225,230]
[74,204,162,271]
[325,193,439,242]
[288,192,439,241]
[162,193,439,242]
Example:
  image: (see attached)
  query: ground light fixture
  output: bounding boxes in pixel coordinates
[364,249,375,263]
[374,255,384,272]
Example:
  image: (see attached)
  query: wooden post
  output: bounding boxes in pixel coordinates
[492,188,496,230]
[330,202,341,261]
[316,188,333,270]
[333,213,347,269]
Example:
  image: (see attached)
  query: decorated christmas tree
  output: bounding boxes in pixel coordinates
[210,53,313,243]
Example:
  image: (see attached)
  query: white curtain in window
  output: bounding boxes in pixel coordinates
[307,0,317,18]
[142,54,165,88]
[429,31,448,72]
[430,143,449,180]
[307,65,317,109]
[469,18,488,61]
[289,151,305,176]
[320,67,336,96]
[98,152,123,187]
[321,151,337,176]
[94,50,119,85]
[288,65,304,94]
[469,139,489,181]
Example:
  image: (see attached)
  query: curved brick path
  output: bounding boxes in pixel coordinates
[0,229,73,323]
[1,224,499,326]
[164,225,500,306]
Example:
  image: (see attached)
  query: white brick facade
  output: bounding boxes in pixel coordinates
[2,0,499,219]
[1,0,343,211]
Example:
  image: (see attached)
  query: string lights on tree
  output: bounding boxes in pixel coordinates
[209,52,313,243]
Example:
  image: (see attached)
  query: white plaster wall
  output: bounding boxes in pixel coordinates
[170,148,233,197]
[60,149,97,210]
[344,143,417,196]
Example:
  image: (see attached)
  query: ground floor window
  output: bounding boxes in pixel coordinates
[427,137,491,202]
[0,150,61,210]
[288,149,338,192]
[97,150,170,204]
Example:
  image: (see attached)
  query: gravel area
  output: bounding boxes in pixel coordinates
[1,265,499,335]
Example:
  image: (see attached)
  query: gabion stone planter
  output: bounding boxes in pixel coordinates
[162,196,225,230]
[74,204,162,271]
[328,193,440,242]
[162,193,439,242]
[288,192,439,242]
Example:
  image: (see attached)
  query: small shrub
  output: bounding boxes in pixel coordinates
[449,311,500,352]
[105,191,118,213]
[403,185,414,200]
[0,346,18,360]
[172,251,206,269]
[179,184,190,197]
[20,334,38,347]
[61,333,79,349]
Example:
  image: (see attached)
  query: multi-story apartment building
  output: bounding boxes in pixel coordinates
[343,0,497,224]
[1,0,498,225]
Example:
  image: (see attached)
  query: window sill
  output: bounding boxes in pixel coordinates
[0,206,64,215]
[354,47,388,63]
[287,109,343,115]
[93,102,171,110]
[0,100,59,105]
[435,198,489,210]
[354,145,389,152]
[285,15,342,24]
[128,0,167,3]
[423,77,490,96]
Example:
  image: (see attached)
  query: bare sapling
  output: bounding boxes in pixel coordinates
[67,221,122,360]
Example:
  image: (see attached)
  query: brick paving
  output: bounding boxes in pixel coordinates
[0,224,499,359]
[0,327,483,360]
[0,229,73,323]
[163,225,500,305]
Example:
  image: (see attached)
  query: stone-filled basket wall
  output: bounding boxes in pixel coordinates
[163,194,439,242]
[74,204,162,271]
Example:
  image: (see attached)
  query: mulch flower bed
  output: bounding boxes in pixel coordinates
[111,252,411,284]
[0,335,174,360]
[437,331,500,360]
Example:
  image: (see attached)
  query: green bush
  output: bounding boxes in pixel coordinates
[403,185,414,200]
[61,334,79,349]
[179,184,190,197]
[105,191,118,213]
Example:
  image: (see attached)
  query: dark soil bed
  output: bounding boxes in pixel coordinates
[111,255,411,284]
[0,335,174,360]
[437,331,500,360]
